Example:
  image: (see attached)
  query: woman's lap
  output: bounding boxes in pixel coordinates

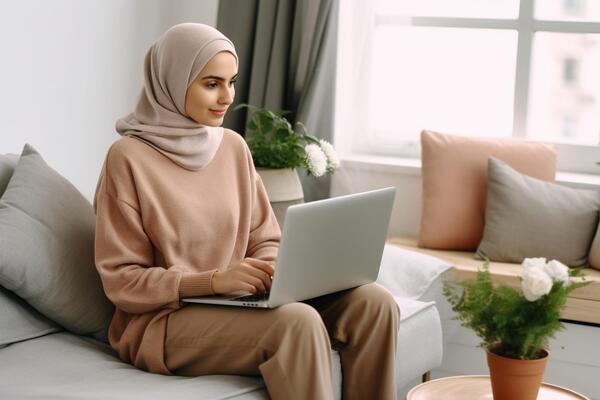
[164,301,325,375]
[164,282,397,375]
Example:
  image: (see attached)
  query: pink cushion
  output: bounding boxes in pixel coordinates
[419,130,557,250]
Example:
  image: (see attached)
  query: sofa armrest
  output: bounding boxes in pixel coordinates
[377,243,452,302]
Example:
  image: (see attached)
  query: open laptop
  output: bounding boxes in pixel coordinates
[182,186,396,308]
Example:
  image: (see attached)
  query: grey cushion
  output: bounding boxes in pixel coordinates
[0,144,114,341]
[0,286,62,348]
[0,153,19,197]
[476,157,600,266]
[1,153,62,348]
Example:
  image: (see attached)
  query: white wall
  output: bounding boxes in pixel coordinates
[331,159,600,237]
[0,0,219,202]
[331,160,423,237]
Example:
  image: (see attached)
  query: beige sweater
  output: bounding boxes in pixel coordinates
[93,130,281,374]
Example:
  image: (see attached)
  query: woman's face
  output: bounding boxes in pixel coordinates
[185,51,238,126]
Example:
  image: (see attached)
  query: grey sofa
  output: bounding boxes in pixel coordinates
[0,145,449,399]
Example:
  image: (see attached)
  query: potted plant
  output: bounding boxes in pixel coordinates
[234,103,340,225]
[443,257,589,400]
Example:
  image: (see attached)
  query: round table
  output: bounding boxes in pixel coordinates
[406,375,590,400]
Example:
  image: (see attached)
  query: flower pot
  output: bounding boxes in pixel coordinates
[256,168,304,227]
[486,348,549,400]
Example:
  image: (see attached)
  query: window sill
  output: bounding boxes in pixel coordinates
[340,153,600,189]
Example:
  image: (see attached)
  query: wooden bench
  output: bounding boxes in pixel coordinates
[387,236,600,325]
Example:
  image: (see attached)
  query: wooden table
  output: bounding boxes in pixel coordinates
[406,375,590,400]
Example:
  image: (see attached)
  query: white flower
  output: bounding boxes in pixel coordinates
[544,259,570,286]
[521,267,553,302]
[319,139,340,171]
[522,257,547,269]
[304,144,328,177]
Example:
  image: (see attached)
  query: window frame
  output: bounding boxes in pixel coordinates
[350,0,600,174]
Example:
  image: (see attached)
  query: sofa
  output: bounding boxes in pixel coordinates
[0,145,451,399]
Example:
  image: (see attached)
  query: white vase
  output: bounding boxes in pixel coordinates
[256,167,304,227]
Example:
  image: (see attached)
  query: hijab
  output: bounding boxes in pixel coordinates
[116,23,238,171]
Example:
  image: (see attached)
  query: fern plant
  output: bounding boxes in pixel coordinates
[443,260,589,360]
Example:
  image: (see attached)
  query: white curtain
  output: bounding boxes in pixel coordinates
[333,1,377,159]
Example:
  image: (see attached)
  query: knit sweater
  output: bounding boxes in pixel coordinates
[93,130,281,374]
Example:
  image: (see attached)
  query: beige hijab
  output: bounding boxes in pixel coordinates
[116,23,238,171]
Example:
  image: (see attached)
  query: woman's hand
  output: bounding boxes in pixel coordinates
[211,258,275,295]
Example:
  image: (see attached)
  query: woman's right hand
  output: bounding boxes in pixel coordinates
[211,258,275,295]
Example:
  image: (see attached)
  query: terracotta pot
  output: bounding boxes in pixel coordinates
[256,168,304,227]
[486,348,549,400]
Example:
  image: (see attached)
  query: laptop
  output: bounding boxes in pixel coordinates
[181,186,396,308]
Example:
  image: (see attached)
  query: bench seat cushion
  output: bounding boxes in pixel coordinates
[389,236,600,325]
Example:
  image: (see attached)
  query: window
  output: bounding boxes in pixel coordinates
[563,0,583,14]
[336,0,600,173]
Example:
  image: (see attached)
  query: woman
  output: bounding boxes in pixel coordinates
[94,23,400,400]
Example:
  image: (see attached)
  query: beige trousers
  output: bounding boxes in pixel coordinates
[164,283,400,400]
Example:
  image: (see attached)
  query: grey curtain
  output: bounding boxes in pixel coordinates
[217,0,339,201]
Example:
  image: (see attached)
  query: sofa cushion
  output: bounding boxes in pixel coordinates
[0,331,345,400]
[0,286,62,348]
[0,153,19,197]
[0,144,114,341]
[0,331,268,399]
[476,158,600,266]
[1,153,62,348]
[419,130,557,250]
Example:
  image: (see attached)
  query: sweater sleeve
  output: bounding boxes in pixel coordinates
[245,161,282,263]
[93,150,214,314]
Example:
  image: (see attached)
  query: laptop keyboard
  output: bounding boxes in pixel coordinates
[229,292,270,302]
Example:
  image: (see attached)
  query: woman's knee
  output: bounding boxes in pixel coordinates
[352,283,400,318]
[274,302,326,333]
